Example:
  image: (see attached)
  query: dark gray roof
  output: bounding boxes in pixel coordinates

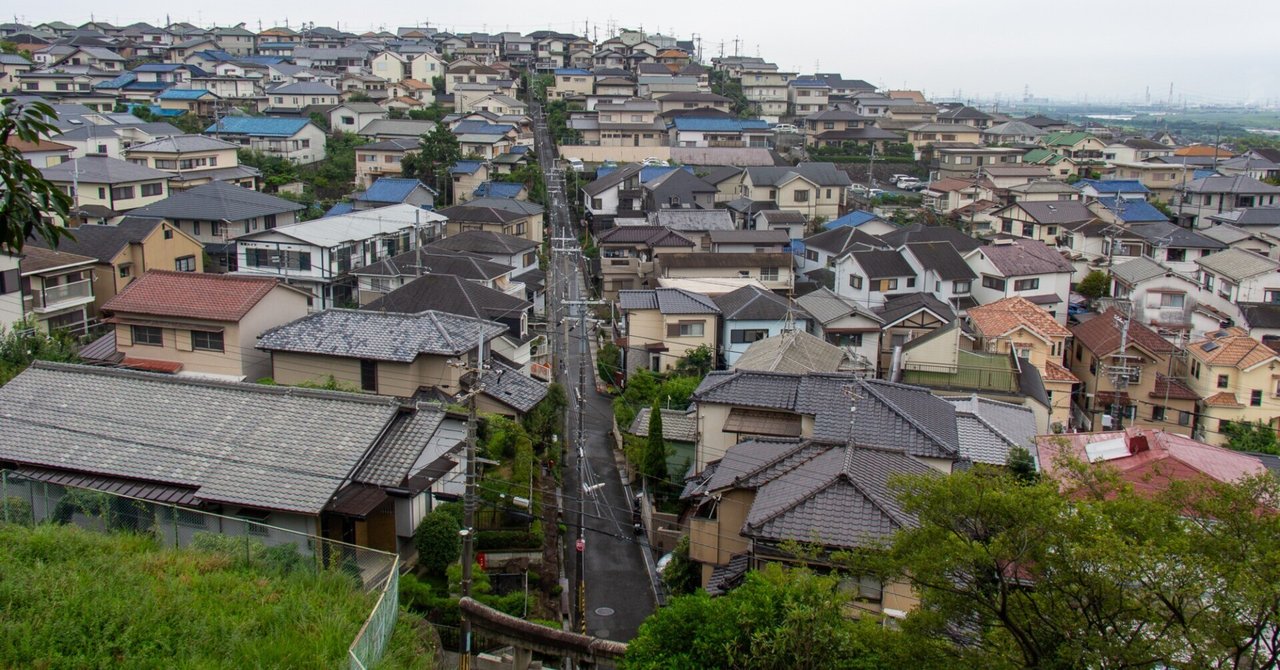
[876,292,956,326]
[1240,303,1280,330]
[582,163,643,197]
[850,249,914,279]
[355,407,466,488]
[25,218,161,262]
[257,309,506,362]
[628,407,698,443]
[127,181,302,220]
[1181,175,1280,195]
[713,285,802,321]
[795,287,883,325]
[904,242,976,280]
[478,359,548,413]
[945,395,1037,465]
[595,225,694,247]
[125,134,238,153]
[744,162,852,188]
[647,209,735,231]
[1007,200,1095,224]
[352,247,512,281]
[41,156,170,184]
[618,288,719,314]
[803,226,885,256]
[1208,207,1280,227]
[427,230,538,255]
[878,223,981,253]
[362,273,530,322]
[0,362,403,515]
[976,239,1074,276]
[1126,221,1226,250]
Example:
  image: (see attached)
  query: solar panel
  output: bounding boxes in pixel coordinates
[1203,342,1220,352]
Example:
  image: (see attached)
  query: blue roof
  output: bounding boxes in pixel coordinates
[450,160,485,175]
[324,202,355,217]
[257,42,298,48]
[472,181,525,199]
[824,210,880,229]
[1193,169,1220,180]
[96,73,136,89]
[205,117,310,137]
[126,104,184,118]
[790,79,831,88]
[156,88,212,100]
[554,68,591,75]
[133,63,184,72]
[595,165,694,183]
[1075,178,1150,195]
[452,120,514,135]
[1095,197,1169,223]
[125,81,172,91]
[193,50,237,62]
[509,145,531,154]
[671,117,771,132]
[359,178,430,204]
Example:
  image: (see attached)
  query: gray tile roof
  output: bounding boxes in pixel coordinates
[356,406,460,486]
[850,249,914,278]
[257,309,506,362]
[734,330,846,374]
[744,162,852,188]
[945,394,1037,465]
[795,287,884,325]
[1010,200,1096,224]
[976,239,1074,276]
[479,359,548,413]
[0,362,402,514]
[426,230,538,255]
[628,407,698,443]
[1195,248,1279,281]
[362,274,530,323]
[25,218,161,262]
[125,134,238,153]
[1109,256,1167,286]
[127,181,303,221]
[41,156,171,184]
[352,247,512,281]
[878,223,981,253]
[703,438,816,492]
[1127,221,1225,250]
[802,226,885,256]
[904,242,977,280]
[647,209,735,231]
[618,288,719,314]
[713,285,800,321]
[876,292,955,326]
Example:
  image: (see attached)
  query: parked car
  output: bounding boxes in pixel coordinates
[848,183,869,195]
[773,123,799,134]
[867,188,885,198]
[895,177,921,189]
[566,157,585,172]
[890,174,911,183]
[641,157,668,167]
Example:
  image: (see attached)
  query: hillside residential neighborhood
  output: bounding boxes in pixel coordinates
[3,14,1280,670]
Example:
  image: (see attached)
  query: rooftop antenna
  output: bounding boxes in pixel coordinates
[842,384,864,446]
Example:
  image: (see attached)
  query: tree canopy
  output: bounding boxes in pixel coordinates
[0,99,73,253]
[401,122,461,199]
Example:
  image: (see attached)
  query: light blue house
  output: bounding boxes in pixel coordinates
[713,285,812,367]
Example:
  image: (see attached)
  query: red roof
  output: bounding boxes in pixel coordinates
[103,270,283,322]
[1036,428,1266,496]
[120,357,184,374]
[1150,373,1199,401]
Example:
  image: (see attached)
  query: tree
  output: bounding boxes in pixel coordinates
[673,344,714,378]
[885,462,1280,669]
[660,535,700,596]
[1076,269,1110,301]
[414,507,461,576]
[522,382,567,452]
[0,98,74,253]
[641,399,668,485]
[401,122,461,199]
[1222,419,1280,455]
[0,320,80,386]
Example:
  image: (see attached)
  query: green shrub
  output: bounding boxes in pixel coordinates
[476,529,540,550]
[414,508,461,576]
[2,495,33,525]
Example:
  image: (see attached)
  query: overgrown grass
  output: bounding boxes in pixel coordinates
[0,523,430,669]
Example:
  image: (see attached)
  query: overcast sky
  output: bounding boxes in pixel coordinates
[27,0,1280,106]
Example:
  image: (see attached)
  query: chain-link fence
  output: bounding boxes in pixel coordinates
[0,469,401,670]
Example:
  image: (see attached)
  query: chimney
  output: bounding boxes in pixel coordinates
[1129,433,1150,454]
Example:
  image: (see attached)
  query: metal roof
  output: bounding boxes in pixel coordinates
[127,181,302,220]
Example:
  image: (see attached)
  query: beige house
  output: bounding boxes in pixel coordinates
[1109,160,1194,202]
[445,59,501,94]
[449,160,490,205]
[594,99,667,147]
[437,200,545,243]
[596,225,697,300]
[26,218,205,317]
[658,252,794,293]
[409,53,445,84]
[123,135,257,190]
[1183,327,1280,446]
[548,68,593,100]
[905,123,982,150]
[16,247,98,335]
[355,138,418,189]
[966,297,1077,429]
[738,163,851,221]
[618,288,719,379]
[102,271,309,380]
[41,156,171,213]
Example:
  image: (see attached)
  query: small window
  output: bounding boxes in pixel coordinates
[111,185,135,200]
[1252,390,1263,407]
[191,330,224,352]
[140,183,163,197]
[849,275,863,290]
[953,280,971,294]
[982,275,1006,291]
[1151,405,1166,422]
[1218,374,1230,389]
[174,256,196,272]
[131,325,163,346]
[1013,278,1040,291]
[360,359,378,392]
[118,264,132,278]
[163,227,174,240]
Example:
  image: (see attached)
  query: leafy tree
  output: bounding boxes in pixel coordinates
[0,98,73,253]
[522,382,566,452]
[168,113,208,135]
[1075,269,1110,301]
[414,507,461,576]
[346,91,373,103]
[400,122,461,199]
[1006,445,1039,483]
[1222,419,1280,455]
[497,162,547,205]
[660,535,700,596]
[673,344,714,378]
[307,111,330,131]
[641,399,668,484]
[597,341,621,385]
[0,320,80,386]
[407,104,445,122]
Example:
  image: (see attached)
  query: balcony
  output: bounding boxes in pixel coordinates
[28,279,93,312]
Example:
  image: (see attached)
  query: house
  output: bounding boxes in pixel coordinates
[124,181,305,271]
[1075,179,1151,201]
[668,117,771,149]
[14,246,98,334]
[1124,221,1226,275]
[329,101,387,135]
[713,285,810,367]
[795,287,883,372]
[647,209,736,248]
[878,223,982,254]
[965,239,1076,323]
[595,225,696,299]
[592,99,666,147]
[920,178,994,215]
[627,407,697,477]
[355,138,418,188]
[25,217,205,317]
[905,123,983,153]
[360,274,539,374]
[425,230,540,277]
[548,68,592,100]
[733,328,868,376]
[901,241,979,311]
[5,134,73,169]
[641,168,717,211]
[738,163,851,221]
[991,200,1098,244]
[204,117,327,165]
[101,270,309,380]
[1006,179,1081,203]
[1107,257,1214,333]
[1183,328,1280,447]
[1174,175,1280,228]
[122,135,259,190]
[1103,138,1175,164]
[234,204,447,309]
[51,120,183,160]
[874,292,956,376]
[797,224,886,280]
[40,156,171,213]
[0,53,34,92]
[1199,223,1277,259]
[981,120,1045,146]
[831,248,917,309]
[437,199,544,243]
[265,82,340,114]
[353,178,437,211]
[657,251,794,294]
[800,110,874,144]
[349,246,519,305]
[444,59,501,94]
[1069,307,1196,433]
[750,210,808,241]
[937,105,993,129]
[0,361,471,560]
[967,297,1077,428]
[929,146,1025,181]
[1042,132,1107,161]
[618,288,720,378]
[655,91,732,115]
[154,88,220,116]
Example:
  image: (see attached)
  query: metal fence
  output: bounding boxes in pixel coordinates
[0,469,400,670]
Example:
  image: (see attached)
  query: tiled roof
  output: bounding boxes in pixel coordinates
[155,88,213,100]
[17,246,96,275]
[849,249,914,278]
[876,292,955,326]
[355,407,458,487]
[127,181,302,220]
[714,285,800,321]
[103,270,284,322]
[967,296,1069,341]
[1195,248,1279,281]
[1074,178,1149,195]
[1151,374,1199,401]
[878,223,981,253]
[41,156,170,184]
[1203,391,1244,408]
[1070,307,1173,357]
[946,394,1037,464]
[795,287,883,325]
[1037,428,1266,491]
[1110,256,1168,286]
[618,287,719,314]
[803,225,884,256]
[647,209,735,231]
[478,359,548,413]
[734,330,846,374]
[1091,197,1170,224]
[976,239,1074,276]
[1043,361,1080,384]
[25,218,161,263]
[258,309,506,362]
[744,162,852,188]
[205,117,311,137]
[628,407,698,443]
[1189,327,1278,370]
[0,362,402,515]
[359,178,432,204]
[904,241,976,281]
[362,273,529,322]
[427,230,538,255]
[1011,200,1096,225]
[823,210,882,230]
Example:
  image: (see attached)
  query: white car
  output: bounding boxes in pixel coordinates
[641,157,668,167]
[848,183,869,195]
[773,123,799,134]
[566,157,585,172]
[889,174,911,183]
[867,188,885,198]
[895,177,921,189]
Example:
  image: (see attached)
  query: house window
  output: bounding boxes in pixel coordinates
[953,280,971,294]
[849,275,863,290]
[1219,281,1235,300]
[671,321,705,337]
[191,330,224,352]
[1166,248,1187,262]
[982,275,1006,291]
[118,264,133,278]
[1159,293,1184,308]
[1266,290,1280,304]
[193,221,201,236]
[141,183,163,197]
[878,278,898,292]
[1218,374,1230,389]
[1021,222,1034,237]
[793,190,809,203]
[805,250,819,262]
[1202,273,1215,291]
[131,325,163,346]
[730,329,770,344]
[1152,405,1166,422]
[906,277,916,288]
[111,185,135,200]
[760,267,779,282]
[360,359,378,392]
[174,256,196,272]
[1013,278,1040,291]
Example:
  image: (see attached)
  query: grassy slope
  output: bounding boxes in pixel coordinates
[0,524,431,669]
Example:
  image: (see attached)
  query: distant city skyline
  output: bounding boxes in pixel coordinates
[18,0,1280,106]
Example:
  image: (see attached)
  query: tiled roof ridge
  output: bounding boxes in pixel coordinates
[728,439,819,489]
[858,380,958,456]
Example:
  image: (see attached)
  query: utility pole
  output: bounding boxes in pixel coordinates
[1106,310,1132,431]
[458,328,485,670]
[564,296,605,636]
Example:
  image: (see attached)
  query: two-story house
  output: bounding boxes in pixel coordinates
[596,225,696,299]
[204,117,327,165]
[1175,175,1280,228]
[329,102,388,135]
[102,270,309,380]
[437,199,545,243]
[965,239,1076,323]
[618,288,720,379]
[901,241,979,312]
[123,135,260,190]
[593,99,666,147]
[794,287,883,372]
[713,285,810,367]
[349,246,519,306]
[967,297,1077,428]
[1183,327,1280,447]
[1195,249,1280,320]
[40,156,171,214]
[15,247,98,334]
[991,200,1098,244]
[832,248,917,309]
[738,163,851,221]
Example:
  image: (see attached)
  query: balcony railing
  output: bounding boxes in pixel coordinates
[30,279,93,311]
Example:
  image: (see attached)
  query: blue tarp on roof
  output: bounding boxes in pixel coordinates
[156,88,212,100]
[450,160,485,175]
[1095,197,1170,223]
[473,181,525,199]
[205,117,310,136]
[324,202,355,217]
[124,81,171,91]
[133,63,206,73]
[125,104,183,118]
[1193,169,1220,180]
[554,68,591,75]
[359,178,429,204]
[452,120,514,135]
[595,165,694,183]
[257,42,298,49]
[671,117,771,132]
[1075,178,1150,195]
[96,72,136,89]
[509,145,531,154]
[824,210,879,229]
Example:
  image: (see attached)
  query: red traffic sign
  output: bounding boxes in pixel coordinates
[477,552,487,570]
[575,538,585,553]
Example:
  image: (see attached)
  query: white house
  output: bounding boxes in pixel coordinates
[329,102,387,135]
[964,239,1076,324]
[204,117,327,165]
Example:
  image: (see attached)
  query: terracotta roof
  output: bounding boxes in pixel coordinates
[1174,145,1233,158]
[967,296,1070,342]
[18,246,96,274]
[1150,374,1199,401]
[1190,327,1278,370]
[119,357,184,373]
[5,136,73,152]
[103,270,283,322]
[1070,307,1174,357]
[1203,391,1244,408]
[1043,361,1079,384]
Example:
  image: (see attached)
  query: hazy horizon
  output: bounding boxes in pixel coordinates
[18,0,1280,105]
